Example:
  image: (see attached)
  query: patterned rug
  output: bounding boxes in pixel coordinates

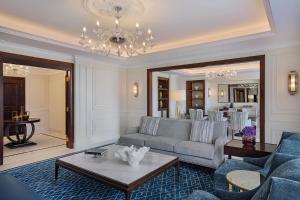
[6,159,215,200]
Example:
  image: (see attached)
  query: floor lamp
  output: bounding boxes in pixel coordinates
[172,90,186,119]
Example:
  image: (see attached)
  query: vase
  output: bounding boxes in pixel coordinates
[242,135,256,146]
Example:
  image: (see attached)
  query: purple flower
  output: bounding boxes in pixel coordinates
[242,126,256,137]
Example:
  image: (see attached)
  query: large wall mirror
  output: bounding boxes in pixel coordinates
[147,56,265,143]
[218,83,259,103]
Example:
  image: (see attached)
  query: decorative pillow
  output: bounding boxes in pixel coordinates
[264,139,300,176]
[190,121,214,144]
[267,177,300,200]
[139,116,160,136]
[278,139,300,155]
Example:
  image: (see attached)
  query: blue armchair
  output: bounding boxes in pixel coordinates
[214,132,300,191]
[0,173,41,200]
[188,157,300,200]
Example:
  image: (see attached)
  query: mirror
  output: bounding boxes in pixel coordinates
[217,83,259,103]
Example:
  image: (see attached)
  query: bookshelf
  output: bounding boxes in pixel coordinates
[158,77,169,117]
[186,80,205,113]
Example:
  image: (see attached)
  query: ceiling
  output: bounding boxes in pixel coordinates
[170,61,260,77]
[0,0,272,57]
[3,63,65,76]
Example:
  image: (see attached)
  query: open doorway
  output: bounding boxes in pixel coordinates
[147,55,265,143]
[0,52,74,166]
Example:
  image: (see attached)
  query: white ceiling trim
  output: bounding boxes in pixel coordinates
[0,0,274,58]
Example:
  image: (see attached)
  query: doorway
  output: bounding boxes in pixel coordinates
[147,55,265,143]
[0,52,74,165]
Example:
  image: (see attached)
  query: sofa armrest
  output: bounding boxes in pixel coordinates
[213,136,227,167]
[188,190,220,200]
[125,127,139,135]
[268,153,300,176]
[215,188,257,200]
[243,155,270,167]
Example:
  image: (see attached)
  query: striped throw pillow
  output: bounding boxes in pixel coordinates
[139,116,160,136]
[190,121,214,144]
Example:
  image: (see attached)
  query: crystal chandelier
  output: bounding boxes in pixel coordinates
[79,0,154,57]
[205,70,237,80]
[3,64,30,77]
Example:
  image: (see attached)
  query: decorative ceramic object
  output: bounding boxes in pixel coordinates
[194,94,199,98]
[159,100,163,108]
[159,91,163,98]
[114,145,150,167]
[194,86,199,90]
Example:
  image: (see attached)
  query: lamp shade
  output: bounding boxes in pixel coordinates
[172,90,186,101]
[288,71,298,95]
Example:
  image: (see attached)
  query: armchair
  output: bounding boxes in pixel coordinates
[188,157,300,200]
[214,132,300,191]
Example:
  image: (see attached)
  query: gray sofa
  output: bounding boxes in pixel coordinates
[119,118,227,168]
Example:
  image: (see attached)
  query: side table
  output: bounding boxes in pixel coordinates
[224,139,277,159]
[226,170,261,192]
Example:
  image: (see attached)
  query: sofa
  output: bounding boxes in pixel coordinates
[119,117,227,168]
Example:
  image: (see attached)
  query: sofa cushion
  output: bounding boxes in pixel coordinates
[174,141,215,159]
[119,133,153,146]
[156,118,192,140]
[145,136,182,152]
[139,116,160,135]
[0,174,41,200]
[190,121,214,144]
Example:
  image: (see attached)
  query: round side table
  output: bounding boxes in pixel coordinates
[226,170,261,192]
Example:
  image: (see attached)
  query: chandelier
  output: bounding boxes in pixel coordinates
[3,64,30,77]
[79,0,154,57]
[205,70,237,80]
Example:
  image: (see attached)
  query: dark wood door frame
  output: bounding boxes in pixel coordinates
[147,55,265,143]
[0,51,75,165]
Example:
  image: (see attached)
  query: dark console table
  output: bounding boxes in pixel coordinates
[224,139,277,159]
[4,118,40,149]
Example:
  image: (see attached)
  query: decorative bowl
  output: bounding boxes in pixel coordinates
[114,145,150,167]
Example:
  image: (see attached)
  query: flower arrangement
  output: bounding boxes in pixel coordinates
[242,126,256,146]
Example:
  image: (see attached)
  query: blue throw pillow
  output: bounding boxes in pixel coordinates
[263,139,300,174]
[278,139,300,156]
[267,177,300,200]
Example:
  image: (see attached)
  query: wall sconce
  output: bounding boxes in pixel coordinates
[133,82,139,97]
[208,88,212,97]
[220,90,224,97]
[288,71,298,95]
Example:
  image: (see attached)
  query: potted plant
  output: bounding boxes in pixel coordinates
[242,126,256,146]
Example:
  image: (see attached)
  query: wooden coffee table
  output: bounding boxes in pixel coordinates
[55,145,179,200]
[224,139,277,159]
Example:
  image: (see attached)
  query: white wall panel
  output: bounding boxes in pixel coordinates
[74,57,127,148]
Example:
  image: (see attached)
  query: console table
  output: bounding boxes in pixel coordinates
[224,139,277,159]
[4,118,40,149]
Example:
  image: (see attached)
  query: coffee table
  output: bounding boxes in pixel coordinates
[226,170,261,192]
[55,145,179,200]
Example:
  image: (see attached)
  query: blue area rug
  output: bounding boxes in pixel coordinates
[6,159,214,200]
